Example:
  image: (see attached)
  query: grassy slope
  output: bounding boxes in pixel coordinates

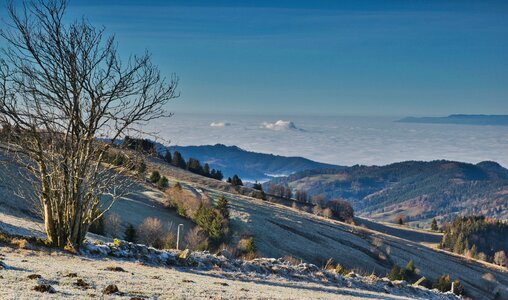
[145,157,508,300]
[1,151,507,299]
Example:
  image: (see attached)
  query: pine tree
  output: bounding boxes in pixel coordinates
[203,163,210,176]
[149,170,161,183]
[230,175,243,186]
[216,196,229,219]
[164,151,172,163]
[172,151,187,169]
[397,217,404,225]
[431,218,438,231]
[253,182,263,191]
[124,224,137,242]
[187,158,203,174]
[215,170,224,181]
[157,176,169,189]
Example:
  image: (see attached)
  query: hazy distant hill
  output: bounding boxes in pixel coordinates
[397,114,508,126]
[266,160,508,224]
[169,144,341,181]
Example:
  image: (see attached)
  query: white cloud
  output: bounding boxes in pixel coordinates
[261,120,299,131]
[210,121,231,127]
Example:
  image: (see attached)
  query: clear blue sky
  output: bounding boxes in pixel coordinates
[3,0,508,116]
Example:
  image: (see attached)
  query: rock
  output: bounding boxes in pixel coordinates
[105,266,126,272]
[64,273,78,278]
[27,274,42,280]
[218,249,233,259]
[33,284,56,293]
[179,249,191,261]
[103,284,119,295]
[75,279,90,289]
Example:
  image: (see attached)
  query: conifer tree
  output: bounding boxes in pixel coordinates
[203,163,210,176]
[431,218,439,231]
[124,224,137,243]
[216,196,229,219]
[164,151,172,164]
[149,171,161,183]
[172,151,187,169]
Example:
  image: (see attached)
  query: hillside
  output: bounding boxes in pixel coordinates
[265,160,508,225]
[397,115,508,126]
[1,150,507,299]
[169,144,341,181]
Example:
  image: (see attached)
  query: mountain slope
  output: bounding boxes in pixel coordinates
[1,150,507,299]
[169,144,342,181]
[266,160,508,224]
[397,114,508,126]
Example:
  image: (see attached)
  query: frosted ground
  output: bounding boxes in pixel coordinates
[141,113,508,167]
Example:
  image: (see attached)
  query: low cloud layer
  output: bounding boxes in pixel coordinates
[145,114,508,168]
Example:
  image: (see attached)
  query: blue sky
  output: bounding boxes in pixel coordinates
[3,0,508,116]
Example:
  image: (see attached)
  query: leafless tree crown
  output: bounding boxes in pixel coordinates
[0,0,178,249]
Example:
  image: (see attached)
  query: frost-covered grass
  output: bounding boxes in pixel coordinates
[0,239,461,300]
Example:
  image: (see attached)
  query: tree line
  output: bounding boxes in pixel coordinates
[439,215,507,267]
[122,137,225,181]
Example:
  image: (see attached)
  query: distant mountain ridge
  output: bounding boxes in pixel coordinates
[266,160,508,224]
[168,144,342,181]
[397,114,508,126]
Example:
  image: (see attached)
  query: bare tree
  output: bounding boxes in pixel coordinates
[0,0,178,249]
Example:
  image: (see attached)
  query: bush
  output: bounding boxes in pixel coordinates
[433,275,452,293]
[137,160,147,174]
[104,213,122,238]
[251,190,266,200]
[165,184,201,218]
[184,227,209,251]
[157,176,169,189]
[112,154,125,166]
[149,171,161,183]
[237,236,257,259]
[388,260,417,282]
[327,199,354,222]
[137,217,173,249]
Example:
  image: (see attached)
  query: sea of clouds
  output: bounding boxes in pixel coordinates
[141,113,508,168]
